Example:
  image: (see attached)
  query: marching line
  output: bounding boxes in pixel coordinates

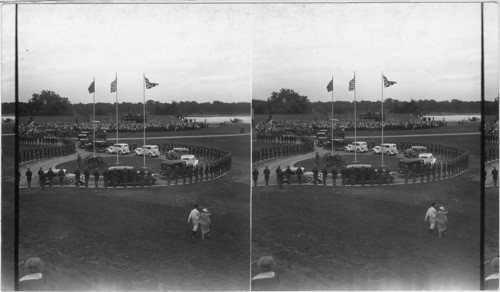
[345,132,480,139]
[108,133,250,140]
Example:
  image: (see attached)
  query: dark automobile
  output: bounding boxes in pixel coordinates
[282,166,323,184]
[324,139,352,151]
[106,166,156,186]
[84,141,114,153]
[160,160,188,178]
[344,164,394,185]
[398,158,425,177]
[404,146,428,158]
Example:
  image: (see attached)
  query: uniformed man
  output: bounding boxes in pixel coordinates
[313,165,319,186]
[58,168,65,186]
[25,168,32,188]
[285,166,292,185]
[75,168,81,187]
[93,169,100,188]
[38,169,45,191]
[47,168,54,186]
[322,166,328,186]
[252,168,259,187]
[84,168,91,188]
[331,166,338,186]
[263,166,270,186]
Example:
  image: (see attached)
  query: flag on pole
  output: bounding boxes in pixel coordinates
[383,75,397,87]
[327,79,333,92]
[145,77,159,89]
[88,81,95,94]
[348,76,355,91]
[110,77,117,93]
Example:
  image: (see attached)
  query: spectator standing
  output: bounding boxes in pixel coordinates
[424,202,438,238]
[285,166,292,185]
[58,169,65,186]
[296,166,303,185]
[331,166,337,186]
[252,256,279,291]
[93,169,100,188]
[252,168,259,187]
[436,206,448,238]
[263,166,270,186]
[47,168,54,186]
[492,167,498,187]
[38,168,45,191]
[84,168,90,188]
[188,204,201,239]
[322,166,328,186]
[74,168,81,187]
[200,208,211,240]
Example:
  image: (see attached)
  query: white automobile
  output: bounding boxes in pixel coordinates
[371,143,398,156]
[134,145,160,157]
[345,142,369,153]
[106,143,130,155]
[181,154,199,166]
[419,153,436,166]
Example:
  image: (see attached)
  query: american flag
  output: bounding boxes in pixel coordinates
[88,81,95,94]
[145,76,159,89]
[110,78,117,93]
[348,76,355,91]
[383,75,397,87]
[326,79,333,92]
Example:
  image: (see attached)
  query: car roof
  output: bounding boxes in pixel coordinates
[143,145,158,147]
[181,155,195,159]
[399,158,423,163]
[173,147,189,151]
[161,160,186,166]
[382,143,397,146]
[419,153,433,156]
[113,143,129,146]
[346,164,372,169]
[411,146,427,149]
[108,166,135,171]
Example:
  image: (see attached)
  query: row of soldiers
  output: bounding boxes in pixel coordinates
[252,165,393,188]
[255,133,298,144]
[161,143,229,161]
[19,136,61,146]
[485,135,499,144]
[163,156,232,185]
[252,141,315,163]
[20,143,76,163]
[25,166,155,190]
[401,158,469,184]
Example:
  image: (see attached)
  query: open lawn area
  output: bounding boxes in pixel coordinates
[17,133,250,290]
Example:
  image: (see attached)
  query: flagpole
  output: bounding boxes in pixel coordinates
[115,73,119,164]
[143,73,146,168]
[381,71,384,167]
[93,77,96,158]
[354,71,357,163]
[331,75,334,157]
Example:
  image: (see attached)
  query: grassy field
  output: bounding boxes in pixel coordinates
[252,129,486,290]
[17,133,251,290]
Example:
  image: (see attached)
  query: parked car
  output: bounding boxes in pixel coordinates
[282,166,323,184]
[398,158,425,177]
[160,160,186,178]
[84,141,114,153]
[106,143,130,155]
[371,143,398,156]
[43,169,78,185]
[324,139,351,151]
[134,145,160,157]
[181,154,199,166]
[166,147,190,159]
[106,165,156,186]
[404,146,427,158]
[418,153,436,166]
[344,164,394,185]
[345,142,369,153]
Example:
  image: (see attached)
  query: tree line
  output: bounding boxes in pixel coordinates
[252,88,499,115]
[2,90,250,117]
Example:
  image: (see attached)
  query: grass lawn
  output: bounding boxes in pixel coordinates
[17,133,250,290]
[252,132,484,290]
[252,178,481,290]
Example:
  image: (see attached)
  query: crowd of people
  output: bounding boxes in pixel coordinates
[254,118,445,137]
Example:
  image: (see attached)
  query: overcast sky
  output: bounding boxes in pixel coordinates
[1,2,498,104]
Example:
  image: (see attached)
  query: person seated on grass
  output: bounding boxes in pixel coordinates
[485,255,499,290]
[252,256,279,291]
[19,257,46,291]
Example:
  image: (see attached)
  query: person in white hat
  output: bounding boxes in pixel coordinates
[200,208,211,240]
[436,206,448,238]
[19,257,46,291]
[187,204,201,239]
[485,255,499,290]
[424,202,438,238]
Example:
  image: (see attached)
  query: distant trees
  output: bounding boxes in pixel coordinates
[3,90,250,116]
[252,88,495,115]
